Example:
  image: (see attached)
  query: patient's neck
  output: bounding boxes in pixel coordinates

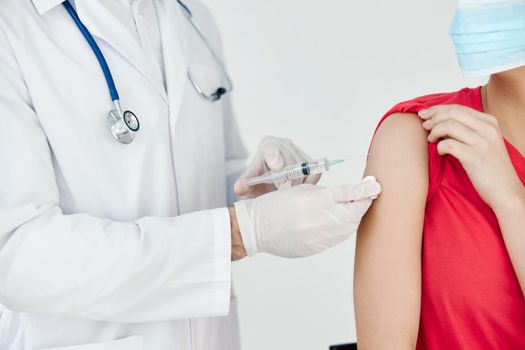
[484,66,525,152]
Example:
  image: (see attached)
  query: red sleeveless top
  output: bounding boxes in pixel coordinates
[374,87,525,349]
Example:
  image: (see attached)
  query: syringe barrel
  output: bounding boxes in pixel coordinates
[271,158,328,184]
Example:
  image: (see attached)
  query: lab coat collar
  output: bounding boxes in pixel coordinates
[33,0,168,104]
[31,0,64,15]
[156,0,189,124]
[74,0,169,103]
[31,0,187,111]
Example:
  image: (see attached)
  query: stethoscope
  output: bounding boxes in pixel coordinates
[62,0,234,144]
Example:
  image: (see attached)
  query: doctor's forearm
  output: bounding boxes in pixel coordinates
[229,207,247,261]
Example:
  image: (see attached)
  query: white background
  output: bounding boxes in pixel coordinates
[199,0,484,349]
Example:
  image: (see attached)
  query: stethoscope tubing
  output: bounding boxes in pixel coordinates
[63,0,120,102]
[62,0,233,143]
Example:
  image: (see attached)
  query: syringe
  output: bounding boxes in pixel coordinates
[245,158,346,187]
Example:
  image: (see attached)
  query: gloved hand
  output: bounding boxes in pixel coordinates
[234,136,320,198]
[233,176,382,258]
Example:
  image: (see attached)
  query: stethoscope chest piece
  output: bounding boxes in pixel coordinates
[123,110,140,132]
[107,109,137,145]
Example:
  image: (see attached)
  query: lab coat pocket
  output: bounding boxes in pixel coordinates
[40,336,142,350]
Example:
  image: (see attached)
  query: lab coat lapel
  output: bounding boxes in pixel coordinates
[156,0,189,125]
[74,0,168,103]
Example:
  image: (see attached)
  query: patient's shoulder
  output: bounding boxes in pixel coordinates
[374,87,476,140]
[366,87,479,197]
[366,112,429,197]
[375,112,426,138]
[371,112,428,163]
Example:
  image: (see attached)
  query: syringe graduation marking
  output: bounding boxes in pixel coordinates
[245,154,370,188]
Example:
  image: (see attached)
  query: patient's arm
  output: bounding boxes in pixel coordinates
[354,113,429,350]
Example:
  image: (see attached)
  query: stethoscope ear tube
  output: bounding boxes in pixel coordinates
[181,0,234,101]
[176,0,192,18]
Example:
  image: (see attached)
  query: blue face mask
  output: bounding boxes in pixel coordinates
[450,4,525,77]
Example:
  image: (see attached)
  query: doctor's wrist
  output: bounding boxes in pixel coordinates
[229,206,247,261]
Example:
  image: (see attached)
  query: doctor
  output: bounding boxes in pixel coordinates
[0,0,381,349]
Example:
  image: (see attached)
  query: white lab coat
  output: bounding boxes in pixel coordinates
[0,0,248,349]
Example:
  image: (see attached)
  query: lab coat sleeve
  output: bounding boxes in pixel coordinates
[0,25,232,323]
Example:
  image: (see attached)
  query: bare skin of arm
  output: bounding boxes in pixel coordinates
[354,113,429,350]
[230,206,247,261]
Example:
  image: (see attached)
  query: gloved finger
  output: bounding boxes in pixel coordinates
[264,137,312,170]
[234,139,278,196]
[240,137,287,180]
[262,140,285,171]
[278,141,318,185]
[328,176,382,203]
[235,176,280,197]
[235,155,268,186]
[303,173,322,185]
[286,139,312,162]
[341,198,374,223]
[234,177,250,196]
[276,180,292,191]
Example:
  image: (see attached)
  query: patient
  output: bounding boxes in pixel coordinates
[354,1,525,349]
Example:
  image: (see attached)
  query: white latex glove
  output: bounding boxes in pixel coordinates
[234,176,382,258]
[234,136,320,198]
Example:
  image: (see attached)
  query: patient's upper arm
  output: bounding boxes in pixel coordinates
[354,113,429,350]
